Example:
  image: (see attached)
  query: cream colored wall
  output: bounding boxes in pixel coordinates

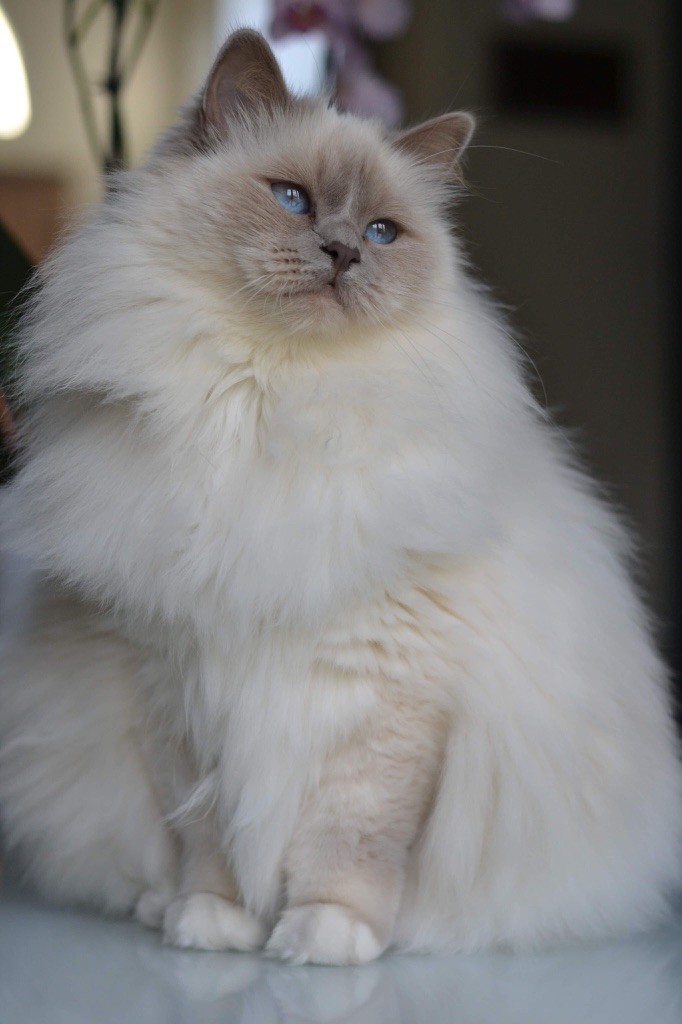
[0,0,217,209]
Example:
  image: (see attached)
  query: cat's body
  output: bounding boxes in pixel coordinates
[0,32,680,964]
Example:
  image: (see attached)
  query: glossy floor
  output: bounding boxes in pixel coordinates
[2,888,682,1024]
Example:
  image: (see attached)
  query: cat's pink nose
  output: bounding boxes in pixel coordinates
[321,241,361,275]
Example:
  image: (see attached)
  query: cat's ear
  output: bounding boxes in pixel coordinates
[200,30,289,136]
[394,113,475,180]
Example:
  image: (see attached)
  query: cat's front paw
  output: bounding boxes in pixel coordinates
[135,888,175,929]
[266,903,384,966]
[163,892,266,952]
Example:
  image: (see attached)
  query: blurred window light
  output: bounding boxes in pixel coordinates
[215,0,327,95]
[0,4,31,140]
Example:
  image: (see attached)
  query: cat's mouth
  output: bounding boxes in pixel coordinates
[312,279,346,305]
[284,279,347,311]
[257,273,354,321]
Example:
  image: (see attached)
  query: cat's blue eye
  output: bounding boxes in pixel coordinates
[364,220,398,245]
[271,182,311,215]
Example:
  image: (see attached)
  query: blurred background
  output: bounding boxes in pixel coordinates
[0,0,679,691]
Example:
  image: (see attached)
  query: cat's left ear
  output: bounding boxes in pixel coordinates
[200,29,289,136]
[394,113,475,181]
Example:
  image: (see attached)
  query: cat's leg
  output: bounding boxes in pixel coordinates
[139,731,265,952]
[162,810,267,952]
[267,702,445,965]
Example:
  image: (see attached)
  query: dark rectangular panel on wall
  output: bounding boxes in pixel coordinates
[493,38,633,122]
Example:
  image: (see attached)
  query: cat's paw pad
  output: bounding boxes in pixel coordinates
[134,889,175,929]
[266,903,384,966]
[163,892,266,952]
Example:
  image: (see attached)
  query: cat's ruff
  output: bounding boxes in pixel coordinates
[0,30,680,965]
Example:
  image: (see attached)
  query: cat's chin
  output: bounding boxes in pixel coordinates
[252,276,366,336]
[307,282,344,304]
[286,283,351,331]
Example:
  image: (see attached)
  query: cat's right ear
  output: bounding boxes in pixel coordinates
[198,30,289,141]
[155,31,288,157]
[165,29,288,152]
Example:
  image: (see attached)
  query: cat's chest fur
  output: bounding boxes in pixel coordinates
[159,356,449,625]
[11,335,501,655]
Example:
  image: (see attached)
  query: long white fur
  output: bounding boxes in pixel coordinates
[0,61,680,961]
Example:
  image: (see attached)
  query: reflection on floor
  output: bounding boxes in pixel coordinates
[1,888,682,1024]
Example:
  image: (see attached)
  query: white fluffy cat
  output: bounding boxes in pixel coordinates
[0,31,680,965]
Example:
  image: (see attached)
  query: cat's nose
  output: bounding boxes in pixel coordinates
[320,240,361,275]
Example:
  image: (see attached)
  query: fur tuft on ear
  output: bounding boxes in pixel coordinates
[200,30,289,137]
[394,112,475,180]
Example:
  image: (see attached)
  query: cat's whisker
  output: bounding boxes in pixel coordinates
[468,144,560,164]
[414,316,519,408]
[236,274,281,313]
[228,274,272,301]
[416,297,550,409]
[365,309,448,411]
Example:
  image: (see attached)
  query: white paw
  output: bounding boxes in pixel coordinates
[266,903,384,966]
[163,892,266,952]
[135,889,175,929]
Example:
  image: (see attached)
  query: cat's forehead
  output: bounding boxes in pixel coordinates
[243,106,424,215]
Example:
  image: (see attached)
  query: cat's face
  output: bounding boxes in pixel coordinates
[198,113,461,337]
[152,31,473,342]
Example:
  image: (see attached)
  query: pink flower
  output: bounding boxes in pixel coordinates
[270,1,350,41]
[503,0,577,19]
[270,0,410,41]
[356,0,410,39]
[269,0,410,125]
[334,41,402,125]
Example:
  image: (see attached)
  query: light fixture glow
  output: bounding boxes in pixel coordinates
[0,5,31,140]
